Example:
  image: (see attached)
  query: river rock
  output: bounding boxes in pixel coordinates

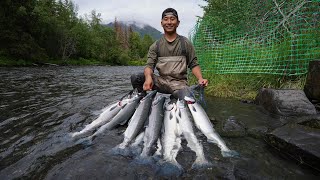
[247,126,269,139]
[265,124,320,171]
[255,88,317,116]
[304,60,320,101]
[296,115,320,129]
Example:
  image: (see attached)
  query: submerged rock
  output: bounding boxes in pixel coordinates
[265,124,320,172]
[221,116,246,137]
[255,88,317,117]
[247,126,269,139]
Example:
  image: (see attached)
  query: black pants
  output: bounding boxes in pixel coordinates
[130,73,145,93]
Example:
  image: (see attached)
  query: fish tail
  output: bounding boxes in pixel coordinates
[74,136,93,147]
[111,145,131,157]
[156,160,184,177]
[191,157,212,169]
[221,150,240,158]
[127,144,143,157]
[133,155,156,165]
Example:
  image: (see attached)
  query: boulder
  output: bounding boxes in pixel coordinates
[265,124,320,172]
[255,88,317,116]
[304,60,320,101]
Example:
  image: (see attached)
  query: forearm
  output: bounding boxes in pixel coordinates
[191,65,204,80]
[191,65,208,86]
[144,67,154,80]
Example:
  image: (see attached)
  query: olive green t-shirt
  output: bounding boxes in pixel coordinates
[145,35,199,70]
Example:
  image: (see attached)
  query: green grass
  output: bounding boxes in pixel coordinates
[189,73,306,100]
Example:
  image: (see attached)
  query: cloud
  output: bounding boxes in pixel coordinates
[73,0,207,37]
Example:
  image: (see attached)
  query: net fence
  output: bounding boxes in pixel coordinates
[190,0,320,76]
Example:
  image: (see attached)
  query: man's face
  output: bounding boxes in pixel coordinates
[161,14,180,34]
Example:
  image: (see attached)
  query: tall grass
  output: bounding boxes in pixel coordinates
[189,73,307,100]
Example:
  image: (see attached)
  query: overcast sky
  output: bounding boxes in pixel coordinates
[72,0,207,37]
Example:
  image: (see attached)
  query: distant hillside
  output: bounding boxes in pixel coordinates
[104,21,163,40]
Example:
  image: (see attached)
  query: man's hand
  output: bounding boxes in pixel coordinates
[198,78,208,87]
[143,76,153,91]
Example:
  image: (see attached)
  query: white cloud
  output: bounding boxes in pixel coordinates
[72,0,207,37]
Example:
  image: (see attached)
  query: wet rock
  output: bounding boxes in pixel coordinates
[265,124,320,172]
[304,60,320,101]
[296,115,320,129]
[283,114,320,129]
[221,116,246,137]
[255,88,317,117]
[247,126,269,139]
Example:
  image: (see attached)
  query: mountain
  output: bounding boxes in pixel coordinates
[104,21,163,40]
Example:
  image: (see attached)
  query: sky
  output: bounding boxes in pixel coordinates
[72,0,207,37]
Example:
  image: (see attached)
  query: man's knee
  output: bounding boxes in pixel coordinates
[131,73,145,84]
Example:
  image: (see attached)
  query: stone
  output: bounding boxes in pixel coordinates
[255,88,317,117]
[265,124,320,172]
[221,116,246,137]
[304,60,320,101]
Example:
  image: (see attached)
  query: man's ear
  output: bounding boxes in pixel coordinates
[161,20,164,27]
[177,20,180,27]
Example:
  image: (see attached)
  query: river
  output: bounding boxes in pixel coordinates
[0,66,318,179]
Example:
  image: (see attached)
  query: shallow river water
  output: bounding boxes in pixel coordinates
[0,66,318,179]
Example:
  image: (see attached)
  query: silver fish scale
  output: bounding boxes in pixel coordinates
[141,95,166,157]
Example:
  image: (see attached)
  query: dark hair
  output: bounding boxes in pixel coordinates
[161,8,179,20]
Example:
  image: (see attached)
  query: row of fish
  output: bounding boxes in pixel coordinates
[69,88,239,175]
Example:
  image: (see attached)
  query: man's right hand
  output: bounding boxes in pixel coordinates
[143,76,153,91]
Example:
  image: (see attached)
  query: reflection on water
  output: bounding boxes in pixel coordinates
[0,66,318,179]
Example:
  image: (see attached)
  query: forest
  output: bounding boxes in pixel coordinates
[0,0,154,66]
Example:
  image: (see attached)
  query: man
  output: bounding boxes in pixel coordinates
[131,8,208,97]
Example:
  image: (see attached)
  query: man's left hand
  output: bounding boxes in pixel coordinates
[198,78,208,87]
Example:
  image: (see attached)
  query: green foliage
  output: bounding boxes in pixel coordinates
[191,0,320,98]
[0,0,155,66]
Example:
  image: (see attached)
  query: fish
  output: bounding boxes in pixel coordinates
[127,131,145,156]
[157,100,184,176]
[70,101,122,139]
[185,96,239,157]
[112,91,157,155]
[80,90,143,144]
[176,98,211,169]
[139,95,165,158]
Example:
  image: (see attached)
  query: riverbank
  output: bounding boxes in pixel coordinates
[0,57,145,67]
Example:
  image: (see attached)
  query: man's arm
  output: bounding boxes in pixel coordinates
[143,67,154,91]
[191,65,208,86]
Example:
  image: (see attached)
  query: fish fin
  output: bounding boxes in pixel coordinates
[109,104,118,111]
[169,112,173,120]
[192,105,197,112]
[121,103,127,109]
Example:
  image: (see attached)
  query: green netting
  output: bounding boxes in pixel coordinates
[191,0,320,76]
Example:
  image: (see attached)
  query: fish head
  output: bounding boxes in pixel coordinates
[184,96,196,104]
[176,99,186,109]
[164,101,174,111]
[118,99,129,107]
[141,90,157,102]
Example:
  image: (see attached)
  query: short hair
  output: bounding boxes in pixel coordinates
[161,8,179,20]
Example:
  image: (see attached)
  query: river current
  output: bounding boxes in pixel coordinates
[0,66,318,179]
